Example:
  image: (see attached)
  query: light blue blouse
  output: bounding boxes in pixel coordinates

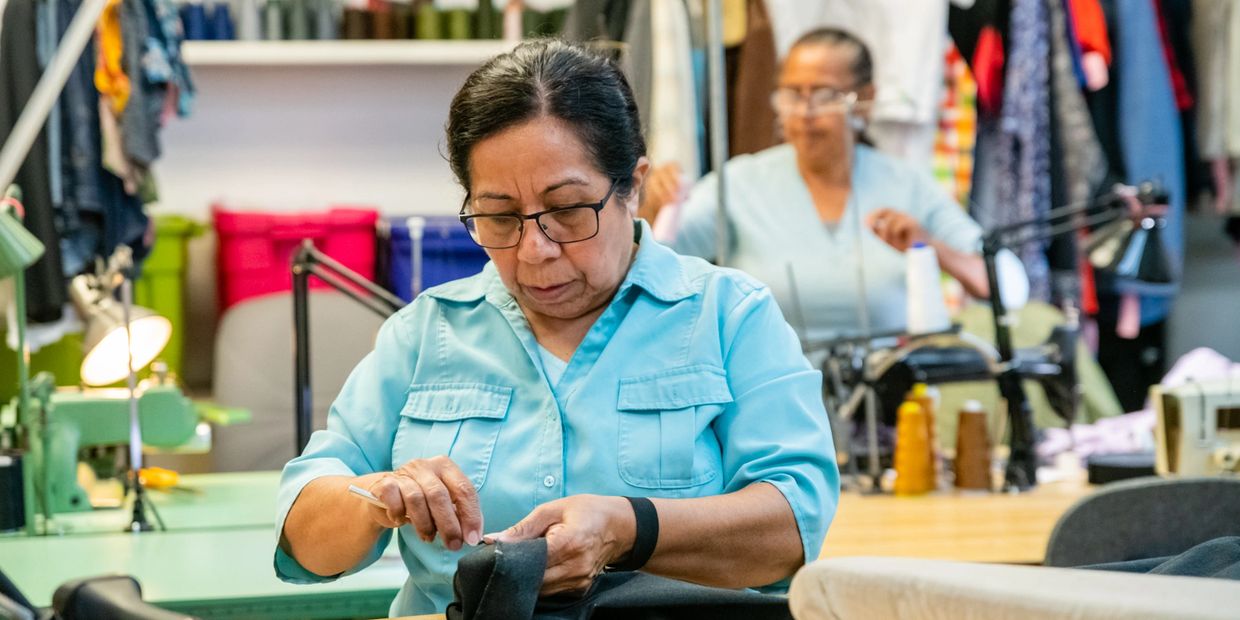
[672,144,983,343]
[274,221,840,616]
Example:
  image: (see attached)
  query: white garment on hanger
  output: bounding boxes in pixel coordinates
[1193,0,1235,160]
[434,0,480,10]
[2,282,82,354]
[648,0,701,181]
[518,0,575,11]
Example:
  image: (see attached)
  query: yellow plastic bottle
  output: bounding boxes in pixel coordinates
[909,383,939,478]
[893,401,935,495]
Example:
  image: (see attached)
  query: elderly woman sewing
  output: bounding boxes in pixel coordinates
[274,40,839,616]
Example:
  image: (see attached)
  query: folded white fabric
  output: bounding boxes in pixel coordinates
[789,556,1240,620]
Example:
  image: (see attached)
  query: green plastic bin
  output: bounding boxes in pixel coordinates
[134,215,205,381]
[0,332,83,402]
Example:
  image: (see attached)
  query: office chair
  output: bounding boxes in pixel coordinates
[1044,476,1240,567]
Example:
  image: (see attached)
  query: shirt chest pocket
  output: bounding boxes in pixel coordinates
[392,383,512,491]
[616,365,732,489]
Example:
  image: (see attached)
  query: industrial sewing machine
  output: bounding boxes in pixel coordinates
[1,367,202,517]
[1154,378,1240,476]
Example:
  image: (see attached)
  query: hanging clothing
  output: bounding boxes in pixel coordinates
[647,0,700,180]
[1193,0,1240,215]
[620,0,652,138]
[53,0,106,279]
[973,0,1054,303]
[561,0,630,41]
[948,0,1008,115]
[145,0,195,117]
[1108,0,1184,325]
[0,0,67,322]
[1048,0,1107,303]
[933,41,978,206]
[94,0,129,116]
[727,0,777,157]
[120,0,159,169]
[1067,0,1111,65]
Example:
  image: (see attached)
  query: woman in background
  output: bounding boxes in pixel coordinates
[647,28,989,343]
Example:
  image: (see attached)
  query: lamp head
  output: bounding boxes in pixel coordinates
[69,272,171,386]
[0,186,44,278]
[1087,183,1175,286]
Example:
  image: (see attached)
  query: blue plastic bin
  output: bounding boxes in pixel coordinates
[384,215,489,301]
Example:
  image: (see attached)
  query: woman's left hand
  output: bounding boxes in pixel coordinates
[484,495,636,596]
[865,208,927,252]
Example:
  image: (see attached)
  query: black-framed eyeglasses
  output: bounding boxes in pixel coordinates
[458,178,621,249]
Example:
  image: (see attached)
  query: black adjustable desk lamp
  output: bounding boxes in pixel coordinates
[982,182,1174,490]
[290,241,404,454]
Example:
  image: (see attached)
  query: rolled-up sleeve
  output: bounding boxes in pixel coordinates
[712,283,840,571]
[914,169,983,254]
[669,172,721,261]
[274,308,420,583]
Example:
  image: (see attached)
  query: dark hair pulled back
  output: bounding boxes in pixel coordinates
[446,39,646,200]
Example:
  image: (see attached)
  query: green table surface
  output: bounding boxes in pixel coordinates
[0,471,407,619]
[38,471,282,535]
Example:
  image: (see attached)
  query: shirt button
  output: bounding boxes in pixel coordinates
[542,475,556,488]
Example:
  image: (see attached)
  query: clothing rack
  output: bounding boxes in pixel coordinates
[0,0,109,193]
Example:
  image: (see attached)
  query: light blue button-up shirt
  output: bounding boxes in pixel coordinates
[274,222,839,616]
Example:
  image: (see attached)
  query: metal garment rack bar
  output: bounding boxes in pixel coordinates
[702,0,730,267]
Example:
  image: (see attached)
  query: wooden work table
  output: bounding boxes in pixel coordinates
[821,478,1092,564]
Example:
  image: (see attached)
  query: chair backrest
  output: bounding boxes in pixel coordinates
[1044,476,1240,567]
[210,291,385,472]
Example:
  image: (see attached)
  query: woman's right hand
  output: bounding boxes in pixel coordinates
[363,455,484,551]
[639,162,688,220]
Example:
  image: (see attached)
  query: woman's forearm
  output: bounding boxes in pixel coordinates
[281,474,387,577]
[645,482,804,589]
[931,239,991,299]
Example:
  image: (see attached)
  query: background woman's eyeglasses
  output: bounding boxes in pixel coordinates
[459,179,621,249]
[770,87,860,117]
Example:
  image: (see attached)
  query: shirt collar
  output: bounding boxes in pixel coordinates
[424,219,695,306]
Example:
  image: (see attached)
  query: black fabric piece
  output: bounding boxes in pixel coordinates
[0,0,68,322]
[1095,307,1166,413]
[446,539,791,620]
[609,497,658,572]
[1085,452,1157,484]
[561,0,630,42]
[1158,0,1209,207]
[1085,0,1125,182]
[1080,537,1240,580]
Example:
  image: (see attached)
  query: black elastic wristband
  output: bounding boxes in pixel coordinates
[609,496,659,572]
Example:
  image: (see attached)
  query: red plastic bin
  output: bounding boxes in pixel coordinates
[213,205,379,312]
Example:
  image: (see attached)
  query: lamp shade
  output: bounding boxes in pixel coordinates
[1086,215,1174,285]
[1084,217,1134,272]
[0,209,44,279]
[69,273,172,386]
[1113,217,1174,284]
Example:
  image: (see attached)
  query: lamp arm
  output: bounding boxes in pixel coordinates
[0,0,109,192]
[294,242,403,313]
[291,240,403,454]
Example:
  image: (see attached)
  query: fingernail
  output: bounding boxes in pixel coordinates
[482,532,501,544]
[447,539,462,552]
[465,531,481,546]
